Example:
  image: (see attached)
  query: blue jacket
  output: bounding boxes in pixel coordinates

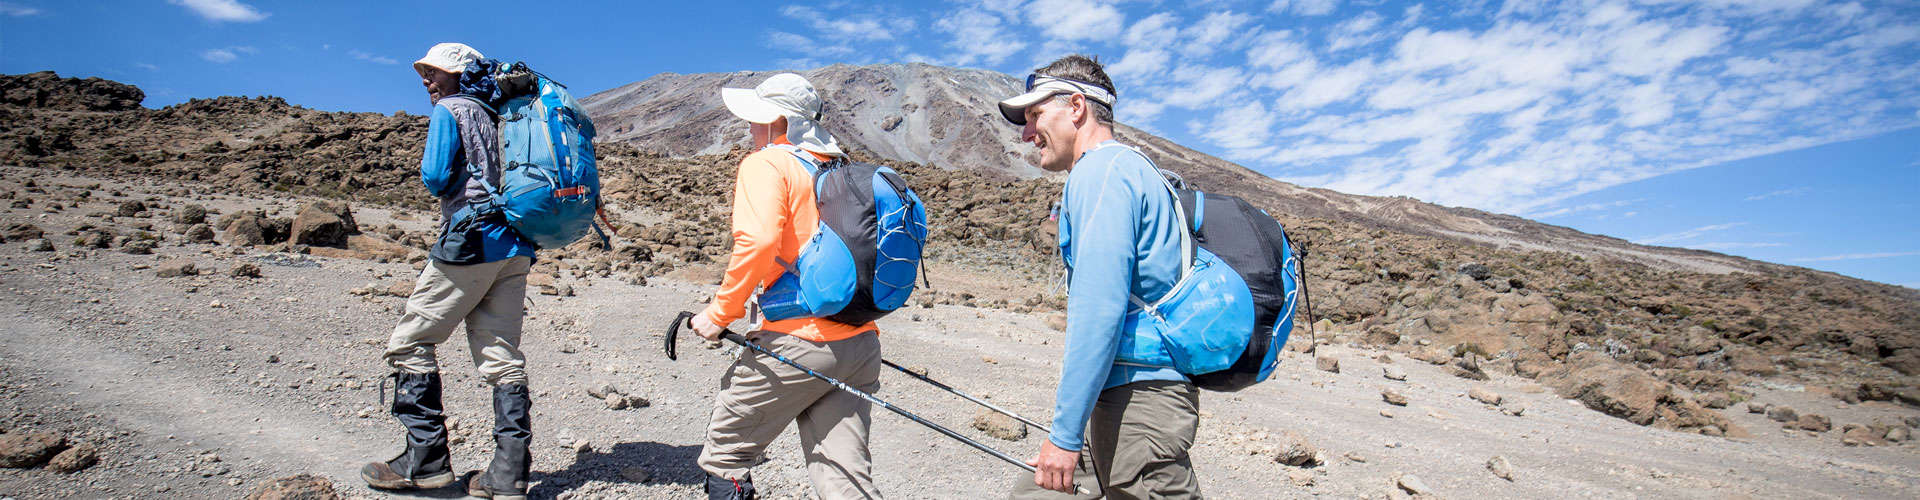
[421,100,535,264]
[1048,141,1189,452]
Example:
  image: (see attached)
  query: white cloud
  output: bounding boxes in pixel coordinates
[349,50,399,65]
[1181,11,1256,57]
[0,2,39,16]
[1618,81,1674,127]
[1107,49,1170,80]
[1026,0,1126,42]
[1744,187,1809,201]
[1327,11,1386,52]
[1124,12,1181,49]
[1160,66,1246,109]
[1270,0,1339,16]
[168,0,268,23]
[134,63,160,71]
[1794,251,1920,262]
[935,11,1027,66]
[780,6,897,41]
[1689,242,1786,250]
[1277,59,1371,110]
[200,46,255,63]
[1635,222,1746,245]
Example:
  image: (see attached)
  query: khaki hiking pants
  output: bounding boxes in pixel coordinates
[384,256,532,386]
[1008,380,1202,500]
[698,330,883,500]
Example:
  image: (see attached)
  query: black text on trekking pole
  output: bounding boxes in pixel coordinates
[662,311,1089,495]
[880,359,1051,434]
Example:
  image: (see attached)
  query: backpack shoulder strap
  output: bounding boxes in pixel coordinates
[1097,142,1197,314]
[767,143,822,178]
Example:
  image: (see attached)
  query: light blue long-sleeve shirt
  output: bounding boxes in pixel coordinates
[1048,141,1189,452]
[421,103,535,264]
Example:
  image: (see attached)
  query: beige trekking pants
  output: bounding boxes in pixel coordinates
[1008,380,1202,500]
[384,256,531,386]
[698,330,883,500]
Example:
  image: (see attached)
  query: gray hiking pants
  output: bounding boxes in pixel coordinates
[383,256,531,386]
[1008,380,1202,500]
[698,330,883,500]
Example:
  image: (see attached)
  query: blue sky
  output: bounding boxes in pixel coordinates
[2,0,1916,287]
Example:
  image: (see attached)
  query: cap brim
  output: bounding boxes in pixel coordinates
[998,89,1056,126]
[722,88,785,124]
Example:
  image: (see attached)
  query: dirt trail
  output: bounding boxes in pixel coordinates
[1,172,1917,499]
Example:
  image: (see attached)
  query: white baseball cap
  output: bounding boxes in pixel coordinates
[998,73,1117,125]
[722,73,844,156]
[413,42,485,75]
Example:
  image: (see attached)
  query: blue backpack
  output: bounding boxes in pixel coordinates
[756,145,928,326]
[1115,147,1306,392]
[471,62,607,249]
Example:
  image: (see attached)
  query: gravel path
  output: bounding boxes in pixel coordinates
[1,173,1916,499]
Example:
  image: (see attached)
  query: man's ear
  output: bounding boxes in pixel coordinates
[1069,93,1089,125]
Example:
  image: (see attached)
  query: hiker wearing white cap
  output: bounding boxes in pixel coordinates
[362,42,537,500]
[691,72,883,500]
[1000,55,1203,499]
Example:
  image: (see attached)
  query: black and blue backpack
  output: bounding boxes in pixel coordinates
[756,145,928,326]
[1168,177,1309,392]
[1113,146,1309,392]
[463,60,608,250]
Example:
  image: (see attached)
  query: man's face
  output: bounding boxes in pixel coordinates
[1021,95,1078,172]
[418,67,460,103]
[749,116,788,148]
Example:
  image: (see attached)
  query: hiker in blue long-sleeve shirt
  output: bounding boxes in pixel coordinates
[999,55,1204,499]
[362,42,536,500]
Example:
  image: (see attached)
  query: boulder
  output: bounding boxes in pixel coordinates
[1273,434,1322,467]
[229,263,263,278]
[1382,366,1407,381]
[173,204,209,225]
[1395,473,1434,496]
[245,474,341,500]
[1487,455,1515,481]
[1841,424,1888,447]
[0,431,66,468]
[155,259,198,278]
[972,411,1028,441]
[1458,263,1491,280]
[220,213,271,247]
[288,201,357,247]
[46,443,97,473]
[115,200,147,217]
[1449,355,1489,381]
[1766,406,1798,423]
[1795,414,1831,433]
[26,238,53,252]
[1316,355,1340,374]
[184,223,216,243]
[1382,389,1409,406]
[1469,387,1503,405]
[1542,352,1733,433]
[2,222,43,241]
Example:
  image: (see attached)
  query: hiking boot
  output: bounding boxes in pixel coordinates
[361,372,454,490]
[705,472,757,500]
[467,383,531,500]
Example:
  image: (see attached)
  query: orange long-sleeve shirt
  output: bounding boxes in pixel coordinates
[700,138,878,342]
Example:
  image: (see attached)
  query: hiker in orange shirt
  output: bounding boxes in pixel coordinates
[688,72,884,500]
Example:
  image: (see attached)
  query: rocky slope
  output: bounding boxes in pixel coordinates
[2,70,1918,441]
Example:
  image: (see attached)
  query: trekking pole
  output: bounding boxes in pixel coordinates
[663,311,1089,495]
[880,359,1051,434]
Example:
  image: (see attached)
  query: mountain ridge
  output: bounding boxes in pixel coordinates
[580,62,1781,278]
